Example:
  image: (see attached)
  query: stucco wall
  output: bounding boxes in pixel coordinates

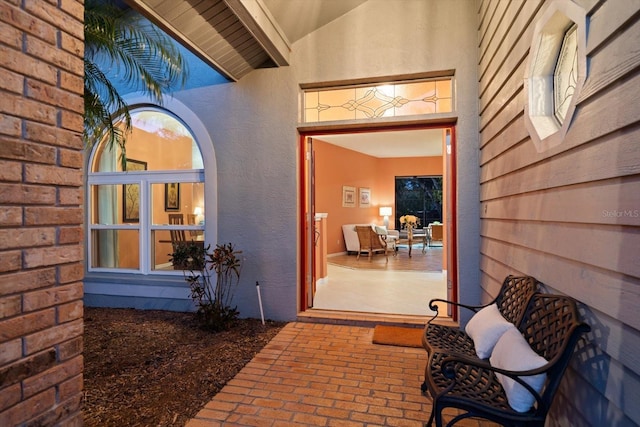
[175,0,479,321]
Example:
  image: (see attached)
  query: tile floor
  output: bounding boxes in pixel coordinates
[312,265,447,316]
[186,322,498,427]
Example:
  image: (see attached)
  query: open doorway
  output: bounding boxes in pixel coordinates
[300,125,457,318]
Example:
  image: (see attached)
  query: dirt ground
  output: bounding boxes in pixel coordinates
[83,307,286,427]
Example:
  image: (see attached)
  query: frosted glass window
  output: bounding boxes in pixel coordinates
[553,24,578,124]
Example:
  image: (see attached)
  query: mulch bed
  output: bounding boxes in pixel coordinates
[83,307,286,426]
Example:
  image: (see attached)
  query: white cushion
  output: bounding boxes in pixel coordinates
[465,303,513,359]
[490,327,547,413]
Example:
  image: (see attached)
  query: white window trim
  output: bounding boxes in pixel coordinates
[524,0,587,152]
[85,95,217,277]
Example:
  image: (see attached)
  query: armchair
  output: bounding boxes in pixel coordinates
[355,226,392,261]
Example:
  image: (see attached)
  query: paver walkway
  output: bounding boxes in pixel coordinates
[186,322,496,426]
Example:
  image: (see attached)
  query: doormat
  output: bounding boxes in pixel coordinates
[372,325,423,348]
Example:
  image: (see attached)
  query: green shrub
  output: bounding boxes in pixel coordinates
[171,242,243,331]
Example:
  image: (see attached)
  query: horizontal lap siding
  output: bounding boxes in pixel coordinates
[477,0,640,426]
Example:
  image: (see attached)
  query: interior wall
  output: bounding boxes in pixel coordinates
[477,0,640,425]
[313,139,443,255]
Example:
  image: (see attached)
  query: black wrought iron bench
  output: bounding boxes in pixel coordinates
[421,275,540,358]
[422,292,590,427]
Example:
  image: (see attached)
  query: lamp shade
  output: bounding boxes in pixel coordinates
[379,206,392,216]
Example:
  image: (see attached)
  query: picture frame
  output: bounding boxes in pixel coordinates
[359,187,371,207]
[164,182,180,211]
[122,159,147,222]
[342,185,356,208]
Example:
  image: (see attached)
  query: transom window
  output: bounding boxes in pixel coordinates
[87,109,205,274]
[303,78,453,123]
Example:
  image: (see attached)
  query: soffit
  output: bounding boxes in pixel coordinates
[128,0,291,81]
[127,0,367,81]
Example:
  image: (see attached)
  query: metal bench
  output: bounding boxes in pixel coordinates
[421,275,540,358]
[422,292,590,426]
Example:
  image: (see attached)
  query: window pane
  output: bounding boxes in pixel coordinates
[152,230,205,271]
[91,110,203,172]
[90,184,136,225]
[91,229,140,269]
[151,182,204,225]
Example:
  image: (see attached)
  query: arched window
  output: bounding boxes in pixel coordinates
[87,108,205,273]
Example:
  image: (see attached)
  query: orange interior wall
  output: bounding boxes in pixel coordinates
[313,139,443,255]
[118,128,195,268]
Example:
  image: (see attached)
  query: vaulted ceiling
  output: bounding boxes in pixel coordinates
[127,0,366,81]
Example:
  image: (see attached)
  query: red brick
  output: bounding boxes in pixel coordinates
[0,268,56,296]
[59,187,83,206]
[24,206,82,226]
[60,32,83,57]
[23,245,83,268]
[0,184,57,205]
[0,308,56,341]
[0,137,57,164]
[23,355,82,398]
[0,207,22,225]
[0,388,56,426]
[0,69,23,94]
[0,2,56,44]
[0,250,21,273]
[0,160,22,182]
[0,227,56,250]
[0,383,21,412]
[25,35,83,76]
[24,121,83,149]
[0,338,21,365]
[0,295,22,317]
[59,226,83,244]
[25,0,83,40]
[58,334,83,360]
[23,282,83,312]
[0,44,57,84]
[24,318,82,355]
[59,71,83,96]
[0,114,21,137]
[25,163,82,186]
[58,373,83,402]
[0,16,22,49]
[59,148,83,168]
[0,92,57,125]
[26,79,83,113]
[59,109,83,132]
[58,262,83,284]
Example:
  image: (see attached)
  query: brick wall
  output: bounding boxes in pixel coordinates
[0,0,85,425]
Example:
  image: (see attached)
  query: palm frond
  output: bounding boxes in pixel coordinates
[84,0,188,155]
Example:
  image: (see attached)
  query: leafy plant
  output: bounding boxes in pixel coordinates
[171,242,243,331]
[84,0,187,164]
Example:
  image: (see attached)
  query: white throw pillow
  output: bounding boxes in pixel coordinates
[465,303,514,359]
[490,327,547,413]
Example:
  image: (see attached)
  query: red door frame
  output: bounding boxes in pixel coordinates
[299,123,458,317]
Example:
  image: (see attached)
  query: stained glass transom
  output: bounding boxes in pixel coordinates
[303,79,452,123]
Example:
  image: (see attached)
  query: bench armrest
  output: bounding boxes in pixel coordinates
[427,298,491,324]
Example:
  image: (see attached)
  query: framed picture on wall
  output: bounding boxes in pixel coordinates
[164,182,180,211]
[122,158,147,222]
[342,186,356,207]
[359,187,371,207]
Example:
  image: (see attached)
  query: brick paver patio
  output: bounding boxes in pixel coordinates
[186,322,497,426]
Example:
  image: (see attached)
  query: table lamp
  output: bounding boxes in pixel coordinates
[379,206,392,228]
